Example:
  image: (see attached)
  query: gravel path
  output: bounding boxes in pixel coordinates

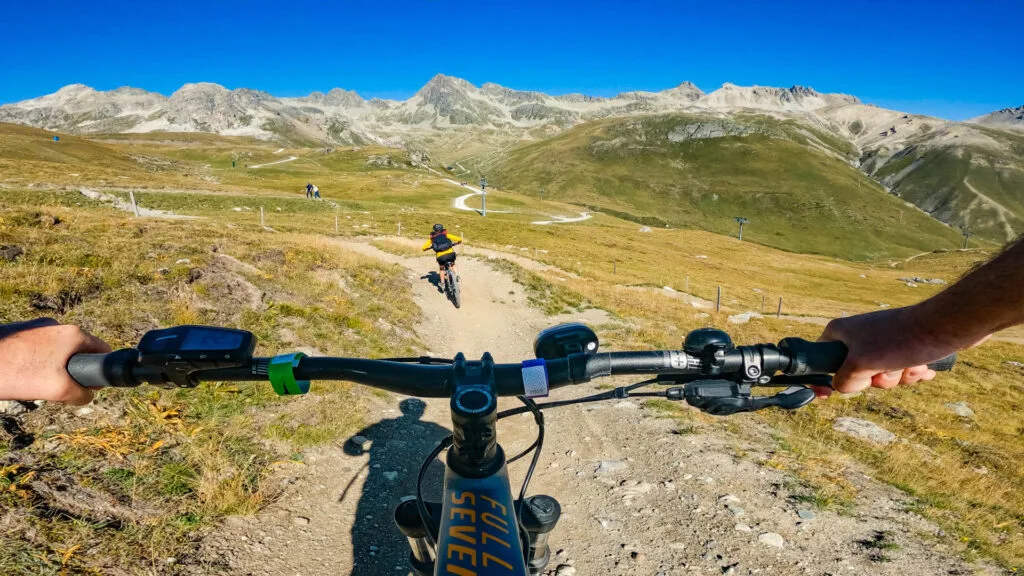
[250,156,298,169]
[180,241,1004,576]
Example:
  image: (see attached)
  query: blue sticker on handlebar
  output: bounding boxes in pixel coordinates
[521,358,549,398]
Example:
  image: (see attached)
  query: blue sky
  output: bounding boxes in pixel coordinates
[1,0,1019,119]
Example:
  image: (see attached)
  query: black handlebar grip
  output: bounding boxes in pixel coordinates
[777,338,847,375]
[927,353,957,372]
[67,349,140,388]
[779,338,958,377]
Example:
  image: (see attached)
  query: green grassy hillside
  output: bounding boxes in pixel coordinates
[865,126,1024,243]
[487,114,965,260]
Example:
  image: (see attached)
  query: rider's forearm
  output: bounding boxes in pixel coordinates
[908,238,1024,348]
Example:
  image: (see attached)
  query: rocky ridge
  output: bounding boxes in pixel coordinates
[0,74,860,145]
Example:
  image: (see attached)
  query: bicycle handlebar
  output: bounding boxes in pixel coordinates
[67,337,956,397]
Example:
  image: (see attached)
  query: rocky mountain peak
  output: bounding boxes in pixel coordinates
[480,82,546,107]
[55,83,97,96]
[788,85,818,97]
[969,104,1024,129]
[663,81,705,101]
[323,88,365,107]
[172,82,230,97]
[417,74,475,96]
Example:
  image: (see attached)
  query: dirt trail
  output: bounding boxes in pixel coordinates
[183,240,1003,576]
[963,178,1017,241]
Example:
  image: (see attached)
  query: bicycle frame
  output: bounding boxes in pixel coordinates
[393,353,557,576]
[436,462,527,575]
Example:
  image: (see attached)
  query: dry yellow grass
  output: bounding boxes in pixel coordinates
[0,190,421,573]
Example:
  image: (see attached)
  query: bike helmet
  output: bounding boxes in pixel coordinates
[432,223,444,234]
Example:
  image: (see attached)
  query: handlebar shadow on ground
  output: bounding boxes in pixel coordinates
[341,399,450,575]
[420,271,443,293]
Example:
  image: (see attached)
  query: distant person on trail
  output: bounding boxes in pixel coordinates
[313,185,320,199]
[305,182,313,199]
[422,223,462,292]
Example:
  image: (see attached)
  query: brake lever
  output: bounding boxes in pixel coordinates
[750,386,816,411]
[667,380,817,415]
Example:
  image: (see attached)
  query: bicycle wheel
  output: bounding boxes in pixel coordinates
[447,266,461,309]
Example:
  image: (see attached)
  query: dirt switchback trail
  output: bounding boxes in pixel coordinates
[183,239,1002,576]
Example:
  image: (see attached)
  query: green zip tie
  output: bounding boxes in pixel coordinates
[268,352,309,396]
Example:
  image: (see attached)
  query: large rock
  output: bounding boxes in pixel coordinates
[0,400,32,416]
[727,312,762,325]
[595,460,629,474]
[832,417,896,444]
[944,401,975,418]
[758,532,785,548]
[0,245,24,262]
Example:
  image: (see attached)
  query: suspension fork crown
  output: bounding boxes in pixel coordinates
[447,352,504,478]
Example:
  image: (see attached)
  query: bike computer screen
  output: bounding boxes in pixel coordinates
[180,328,246,351]
[138,325,256,368]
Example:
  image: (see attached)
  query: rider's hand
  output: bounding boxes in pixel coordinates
[0,318,111,406]
[814,306,984,398]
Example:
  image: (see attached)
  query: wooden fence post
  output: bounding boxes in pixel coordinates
[335,214,338,232]
[398,221,402,236]
[685,276,689,291]
[260,207,264,226]
[716,286,722,312]
[761,293,765,313]
[777,296,783,319]
[128,191,140,217]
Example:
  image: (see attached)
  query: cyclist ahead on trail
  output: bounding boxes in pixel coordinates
[422,223,462,290]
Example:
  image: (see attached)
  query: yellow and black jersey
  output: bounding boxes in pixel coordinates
[422,232,462,257]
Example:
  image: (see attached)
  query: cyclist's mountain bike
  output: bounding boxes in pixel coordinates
[443,263,461,309]
[69,323,956,575]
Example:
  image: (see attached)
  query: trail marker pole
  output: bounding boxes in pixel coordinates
[961,227,971,249]
[480,176,488,217]
[335,214,338,232]
[716,286,722,312]
[613,260,616,275]
[398,221,402,236]
[685,276,689,291]
[734,216,748,241]
[128,191,140,217]
[761,293,765,313]
[260,207,264,226]
[777,297,783,319]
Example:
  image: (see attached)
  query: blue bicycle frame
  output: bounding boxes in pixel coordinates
[436,463,527,575]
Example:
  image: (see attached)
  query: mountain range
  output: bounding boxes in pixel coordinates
[1,75,1022,244]
[0,75,865,145]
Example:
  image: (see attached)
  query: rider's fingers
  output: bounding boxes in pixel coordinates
[900,365,934,385]
[58,383,95,406]
[811,385,832,399]
[831,364,873,394]
[871,370,904,389]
